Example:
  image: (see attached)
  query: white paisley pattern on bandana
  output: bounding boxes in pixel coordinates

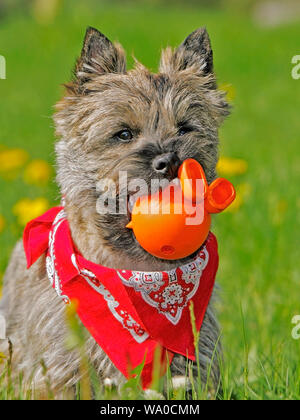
[117,247,209,325]
[70,255,149,344]
[46,210,70,304]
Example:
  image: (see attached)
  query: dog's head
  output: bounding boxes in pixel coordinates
[54,27,229,262]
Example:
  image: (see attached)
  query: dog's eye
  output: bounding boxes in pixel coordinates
[116,129,133,142]
[178,126,193,136]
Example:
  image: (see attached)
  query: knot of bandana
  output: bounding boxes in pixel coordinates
[23,206,219,388]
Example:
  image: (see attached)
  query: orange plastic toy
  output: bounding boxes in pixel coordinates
[126,159,236,260]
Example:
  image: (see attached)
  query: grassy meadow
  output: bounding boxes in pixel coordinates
[0,0,299,400]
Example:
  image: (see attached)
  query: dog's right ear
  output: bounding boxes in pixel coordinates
[160,28,214,79]
[71,27,126,93]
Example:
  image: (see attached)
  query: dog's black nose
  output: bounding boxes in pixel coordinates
[152,153,180,177]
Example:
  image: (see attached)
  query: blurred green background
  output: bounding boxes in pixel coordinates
[0,0,299,399]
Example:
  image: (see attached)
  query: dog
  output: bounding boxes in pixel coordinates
[0,27,229,399]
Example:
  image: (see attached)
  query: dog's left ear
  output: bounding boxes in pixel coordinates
[72,27,126,93]
[159,27,214,78]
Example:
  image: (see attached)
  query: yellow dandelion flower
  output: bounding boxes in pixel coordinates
[0,148,29,173]
[225,182,251,213]
[218,83,236,103]
[217,157,248,177]
[272,199,288,226]
[225,192,243,213]
[0,214,5,233]
[24,159,52,186]
[32,0,62,24]
[0,352,7,365]
[13,197,49,226]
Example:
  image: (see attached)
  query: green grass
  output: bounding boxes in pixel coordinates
[0,0,300,400]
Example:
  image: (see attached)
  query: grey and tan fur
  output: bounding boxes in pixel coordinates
[0,27,229,398]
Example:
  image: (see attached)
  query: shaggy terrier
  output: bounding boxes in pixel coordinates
[0,27,229,398]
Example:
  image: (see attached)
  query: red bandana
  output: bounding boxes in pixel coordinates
[23,206,219,388]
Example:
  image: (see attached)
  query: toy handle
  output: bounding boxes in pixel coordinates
[178,158,208,203]
[205,178,236,213]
